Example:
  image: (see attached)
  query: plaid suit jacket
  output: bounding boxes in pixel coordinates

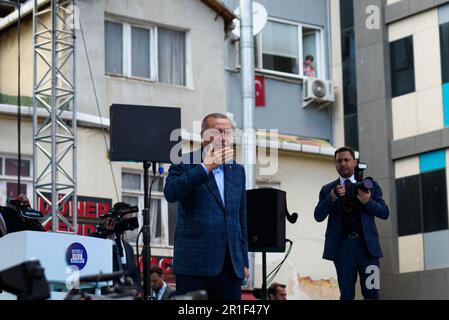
[164,151,249,278]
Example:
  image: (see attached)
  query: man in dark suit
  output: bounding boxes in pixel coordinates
[150,265,176,300]
[314,147,389,300]
[164,113,249,300]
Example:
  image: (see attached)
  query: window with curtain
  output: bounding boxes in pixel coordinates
[105,21,123,75]
[0,156,32,206]
[121,171,169,247]
[158,27,186,86]
[104,20,187,86]
[262,20,299,74]
[246,19,324,78]
[131,26,151,78]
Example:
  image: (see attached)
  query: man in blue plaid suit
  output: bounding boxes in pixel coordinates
[164,113,249,300]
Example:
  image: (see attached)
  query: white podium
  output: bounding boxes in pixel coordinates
[0,231,114,299]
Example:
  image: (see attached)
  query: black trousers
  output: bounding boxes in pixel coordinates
[175,245,241,300]
[333,237,380,300]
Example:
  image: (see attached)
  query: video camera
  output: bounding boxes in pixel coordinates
[344,162,374,200]
[0,195,45,233]
[96,202,139,235]
[7,198,44,220]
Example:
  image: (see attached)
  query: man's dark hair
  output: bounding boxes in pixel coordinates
[334,146,356,160]
[150,265,163,276]
[201,113,231,136]
[267,282,286,298]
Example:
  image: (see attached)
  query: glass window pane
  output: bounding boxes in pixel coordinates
[342,61,358,116]
[5,159,30,177]
[122,195,139,207]
[390,36,415,98]
[158,28,186,85]
[150,199,162,245]
[440,22,449,84]
[123,195,140,243]
[422,169,448,233]
[340,0,355,29]
[262,20,299,74]
[396,175,422,236]
[105,21,123,75]
[344,114,359,151]
[6,182,27,200]
[303,28,318,77]
[150,175,164,192]
[168,201,177,246]
[122,173,141,191]
[131,26,150,78]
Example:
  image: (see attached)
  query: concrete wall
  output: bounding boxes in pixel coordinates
[76,0,228,134]
[351,0,449,299]
[222,0,333,140]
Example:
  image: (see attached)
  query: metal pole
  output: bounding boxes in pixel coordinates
[142,161,152,300]
[32,0,37,209]
[71,0,78,233]
[239,0,256,290]
[262,251,267,300]
[50,0,58,232]
[17,0,21,195]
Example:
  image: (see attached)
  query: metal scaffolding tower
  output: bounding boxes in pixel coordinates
[32,0,77,233]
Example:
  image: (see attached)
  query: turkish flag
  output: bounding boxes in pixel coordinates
[255,75,266,107]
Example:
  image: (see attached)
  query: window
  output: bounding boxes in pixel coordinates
[121,171,174,248]
[5,158,30,177]
[131,26,151,78]
[105,20,187,86]
[396,175,421,236]
[390,36,415,98]
[0,156,32,205]
[440,22,449,84]
[396,169,448,236]
[105,21,123,75]
[242,19,324,78]
[261,20,299,74]
[421,169,448,233]
[158,27,186,86]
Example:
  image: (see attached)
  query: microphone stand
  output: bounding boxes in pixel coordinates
[141,161,156,300]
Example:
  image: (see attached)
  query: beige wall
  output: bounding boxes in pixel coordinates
[252,151,340,300]
[0,116,121,203]
[389,9,444,140]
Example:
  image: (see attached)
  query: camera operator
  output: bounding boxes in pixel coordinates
[90,202,142,297]
[314,147,389,300]
[0,193,44,238]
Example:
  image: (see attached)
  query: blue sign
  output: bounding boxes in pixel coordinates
[66,242,88,270]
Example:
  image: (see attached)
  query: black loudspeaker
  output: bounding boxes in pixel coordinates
[110,104,181,162]
[246,188,287,252]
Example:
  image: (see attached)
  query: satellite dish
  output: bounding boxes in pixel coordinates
[231,2,268,39]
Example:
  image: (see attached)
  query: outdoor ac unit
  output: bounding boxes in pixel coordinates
[303,78,335,108]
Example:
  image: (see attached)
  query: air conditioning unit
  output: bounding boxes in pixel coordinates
[303,78,335,108]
